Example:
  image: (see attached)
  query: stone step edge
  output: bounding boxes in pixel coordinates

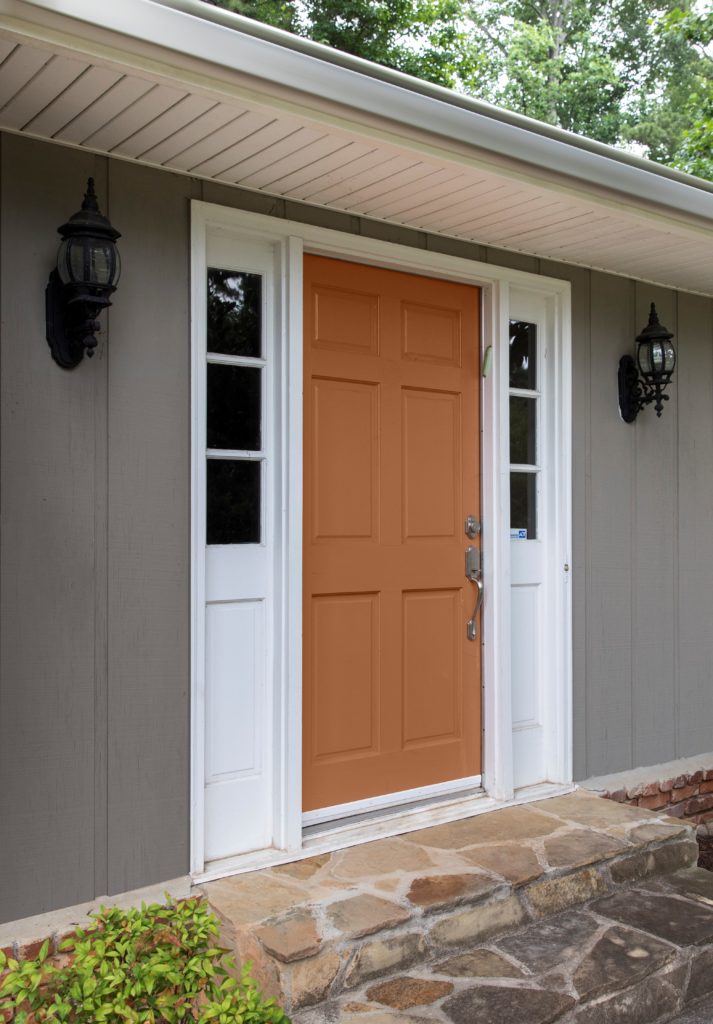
[213,832,699,1014]
[296,932,713,1024]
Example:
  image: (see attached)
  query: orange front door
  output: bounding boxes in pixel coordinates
[303,255,481,812]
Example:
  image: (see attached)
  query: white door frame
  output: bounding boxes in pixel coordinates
[190,200,572,880]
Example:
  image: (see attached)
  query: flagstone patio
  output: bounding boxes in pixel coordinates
[200,790,712,1022]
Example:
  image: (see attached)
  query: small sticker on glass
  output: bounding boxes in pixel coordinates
[510,528,528,539]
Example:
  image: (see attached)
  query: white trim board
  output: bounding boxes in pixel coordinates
[190,200,573,879]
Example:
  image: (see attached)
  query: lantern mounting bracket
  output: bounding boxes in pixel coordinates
[45,270,111,369]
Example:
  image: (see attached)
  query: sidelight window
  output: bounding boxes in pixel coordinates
[205,269,265,544]
[509,319,539,539]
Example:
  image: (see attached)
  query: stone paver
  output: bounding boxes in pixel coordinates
[572,925,675,1001]
[497,910,600,974]
[344,933,426,989]
[669,995,713,1024]
[544,829,627,870]
[366,976,454,1010]
[628,822,689,844]
[290,949,342,1009]
[404,805,563,849]
[527,867,608,917]
[271,854,331,880]
[442,984,575,1024]
[532,791,652,830]
[643,866,713,904]
[433,949,525,978]
[327,894,410,939]
[592,889,713,946]
[459,842,543,884]
[428,893,526,948]
[255,909,321,963]
[332,838,434,880]
[204,873,306,925]
[406,871,499,911]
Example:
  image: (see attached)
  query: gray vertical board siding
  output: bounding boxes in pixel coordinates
[105,161,193,895]
[3,133,713,922]
[676,293,713,757]
[631,284,678,768]
[584,273,637,775]
[0,136,102,921]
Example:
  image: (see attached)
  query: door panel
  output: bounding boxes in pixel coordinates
[303,255,481,812]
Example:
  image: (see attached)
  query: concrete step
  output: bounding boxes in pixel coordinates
[293,867,713,1023]
[202,791,701,1017]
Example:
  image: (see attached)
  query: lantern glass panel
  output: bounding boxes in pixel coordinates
[57,237,119,288]
[663,340,675,373]
[638,342,652,376]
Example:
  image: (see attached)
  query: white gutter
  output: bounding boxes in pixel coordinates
[5,0,713,225]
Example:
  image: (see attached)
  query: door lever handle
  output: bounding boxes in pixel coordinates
[465,545,483,640]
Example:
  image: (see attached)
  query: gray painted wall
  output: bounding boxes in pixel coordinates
[1,132,712,922]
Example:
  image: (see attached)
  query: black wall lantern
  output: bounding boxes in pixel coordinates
[45,178,121,369]
[618,303,676,423]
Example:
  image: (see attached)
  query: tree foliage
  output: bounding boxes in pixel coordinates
[204,0,713,180]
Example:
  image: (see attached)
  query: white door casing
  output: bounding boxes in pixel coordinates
[190,202,572,879]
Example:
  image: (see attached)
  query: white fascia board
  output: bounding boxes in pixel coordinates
[4,0,713,229]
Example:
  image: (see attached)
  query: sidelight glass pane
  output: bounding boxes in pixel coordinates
[509,396,537,465]
[509,320,537,390]
[207,460,261,544]
[207,269,262,357]
[510,472,537,539]
[207,364,261,451]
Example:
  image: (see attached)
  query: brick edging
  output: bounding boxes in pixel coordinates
[602,767,713,830]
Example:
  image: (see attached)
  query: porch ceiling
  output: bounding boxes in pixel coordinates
[1,0,713,296]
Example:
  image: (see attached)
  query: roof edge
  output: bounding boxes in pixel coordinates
[151,0,713,197]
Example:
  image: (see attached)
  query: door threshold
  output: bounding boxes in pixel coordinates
[303,775,483,828]
[191,781,576,885]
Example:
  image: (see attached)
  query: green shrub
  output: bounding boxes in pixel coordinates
[0,896,290,1024]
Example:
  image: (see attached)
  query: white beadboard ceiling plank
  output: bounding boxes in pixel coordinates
[237,134,349,190]
[396,178,505,224]
[410,182,512,230]
[0,45,52,111]
[324,160,441,209]
[306,154,422,205]
[24,65,123,137]
[358,167,466,217]
[112,93,218,159]
[0,54,88,129]
[56,76,156,144]
[454,198,582,238]
[540,216,649,253]
[84,83,187,151]
[263,139,374,194]
[284,146,387,200]
[549,224,670,260]
[421,187,538,233]
[371,173,478,219]
[493,210,615,247]
[139,102,241,164]
[227,126,326,183]
[174,110,275,173]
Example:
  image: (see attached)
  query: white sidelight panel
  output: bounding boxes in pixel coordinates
[194,226,288,866]
[508,290,561,791]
